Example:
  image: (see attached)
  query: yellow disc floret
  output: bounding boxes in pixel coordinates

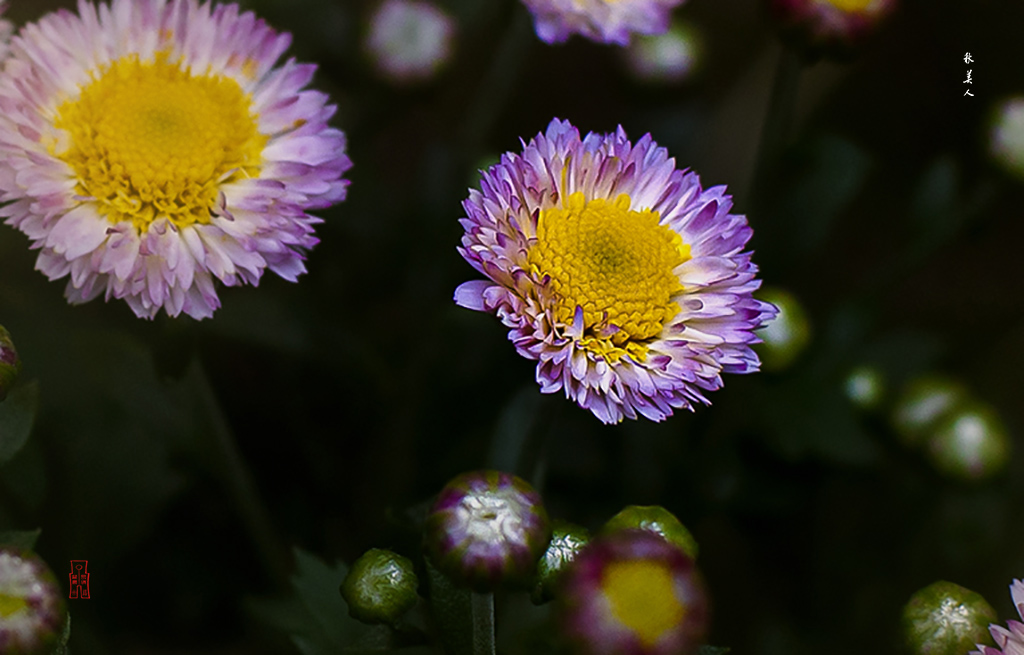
[0,592,27,617]
[821,0,874,11]
[53,52,266,232]
[529,191,690,362]
[602,560,686,646]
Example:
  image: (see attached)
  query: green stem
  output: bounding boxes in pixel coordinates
[749,46,803,211]
[470,591,496,655]
[193,361,290,590]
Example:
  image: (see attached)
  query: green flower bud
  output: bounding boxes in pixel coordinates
[603,505,698,561]
[926,403,1011,482]
[902,581,996,655]
[891,376,969,448]
[340,549,419,625]
[622,21,701,85]
[532,520,591,605]
[0,326,21,402]
[843,365,885,411]
[0,548,67,654]
[755,287,811,372]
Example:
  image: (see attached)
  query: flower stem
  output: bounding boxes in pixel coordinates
[192,361,290,590]
[750,46,803,211]
[470,591,496,655]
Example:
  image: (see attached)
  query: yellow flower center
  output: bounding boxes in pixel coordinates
[0,593,27,618]
[53,52,266,232]
[602,560,685,646]
[528,192,689,363]
[822,0,874,11]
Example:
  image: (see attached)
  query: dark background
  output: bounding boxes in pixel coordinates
[2,0,1024,653]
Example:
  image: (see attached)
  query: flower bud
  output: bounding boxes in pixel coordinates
[755,287,810,372]
[903,581,996,655]
[424,470,550,591]
[532,520,591,605]
[340,548,419,625]
[558,530,708,655]
[364,0,455,84]
[925,403,1010,482]
[890,376,968,448]
[766,0,896,61]
[602,505,698,561]
[989,97,1024,181]
[0,326,21,402]
[622,22,701,84]
[843,365,885,411]
[0,548,67,654]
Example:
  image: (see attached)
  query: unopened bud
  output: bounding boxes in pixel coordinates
[891,376,968,448]
[926,403,1010,481]
[755,287,810,372]
[0,326,20,402]
[602,505,698,561]
[0,548,67,654]
[340,548,419,625]
[903,581,996,655]
[424,470,550,591]
[532,520,590,605]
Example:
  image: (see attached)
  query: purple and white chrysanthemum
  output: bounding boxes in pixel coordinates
[455,119,775,424]
[972,580,1024,655]
[424,470,551,591]
[0,0,351,319]
[520,0,685,46]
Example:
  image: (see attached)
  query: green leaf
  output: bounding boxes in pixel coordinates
[425,557,474,655]
[0,528,41,550]
[249,548,388,655]
[0,380,39,465]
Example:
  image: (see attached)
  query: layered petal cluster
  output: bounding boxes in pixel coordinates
[455,119,775,424]
[972,580,1024,655]
[520,0,685,46]
[0,0,351,319]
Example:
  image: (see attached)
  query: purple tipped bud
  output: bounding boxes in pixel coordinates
[558,530,708,655]
[341,548,419,625]
[0,548,67,654]
[424,470,550,591]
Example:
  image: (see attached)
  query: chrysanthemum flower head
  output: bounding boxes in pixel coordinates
[455,119,775,424]
[972,580,1024,655]
[0,0,352,319]
[424,470,551,591]
[520,0,686,46]
[0,549,67,654]
[558,530,708,655]
[767,0,896,59]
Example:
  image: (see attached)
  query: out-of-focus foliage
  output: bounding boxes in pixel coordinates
[1,0,1023,654]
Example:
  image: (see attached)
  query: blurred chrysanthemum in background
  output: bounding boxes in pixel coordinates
[365,0,456,84]
[520,0,685,46]
[766,0,896,59]
[455,119,775,424]
[0,0,351,319]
